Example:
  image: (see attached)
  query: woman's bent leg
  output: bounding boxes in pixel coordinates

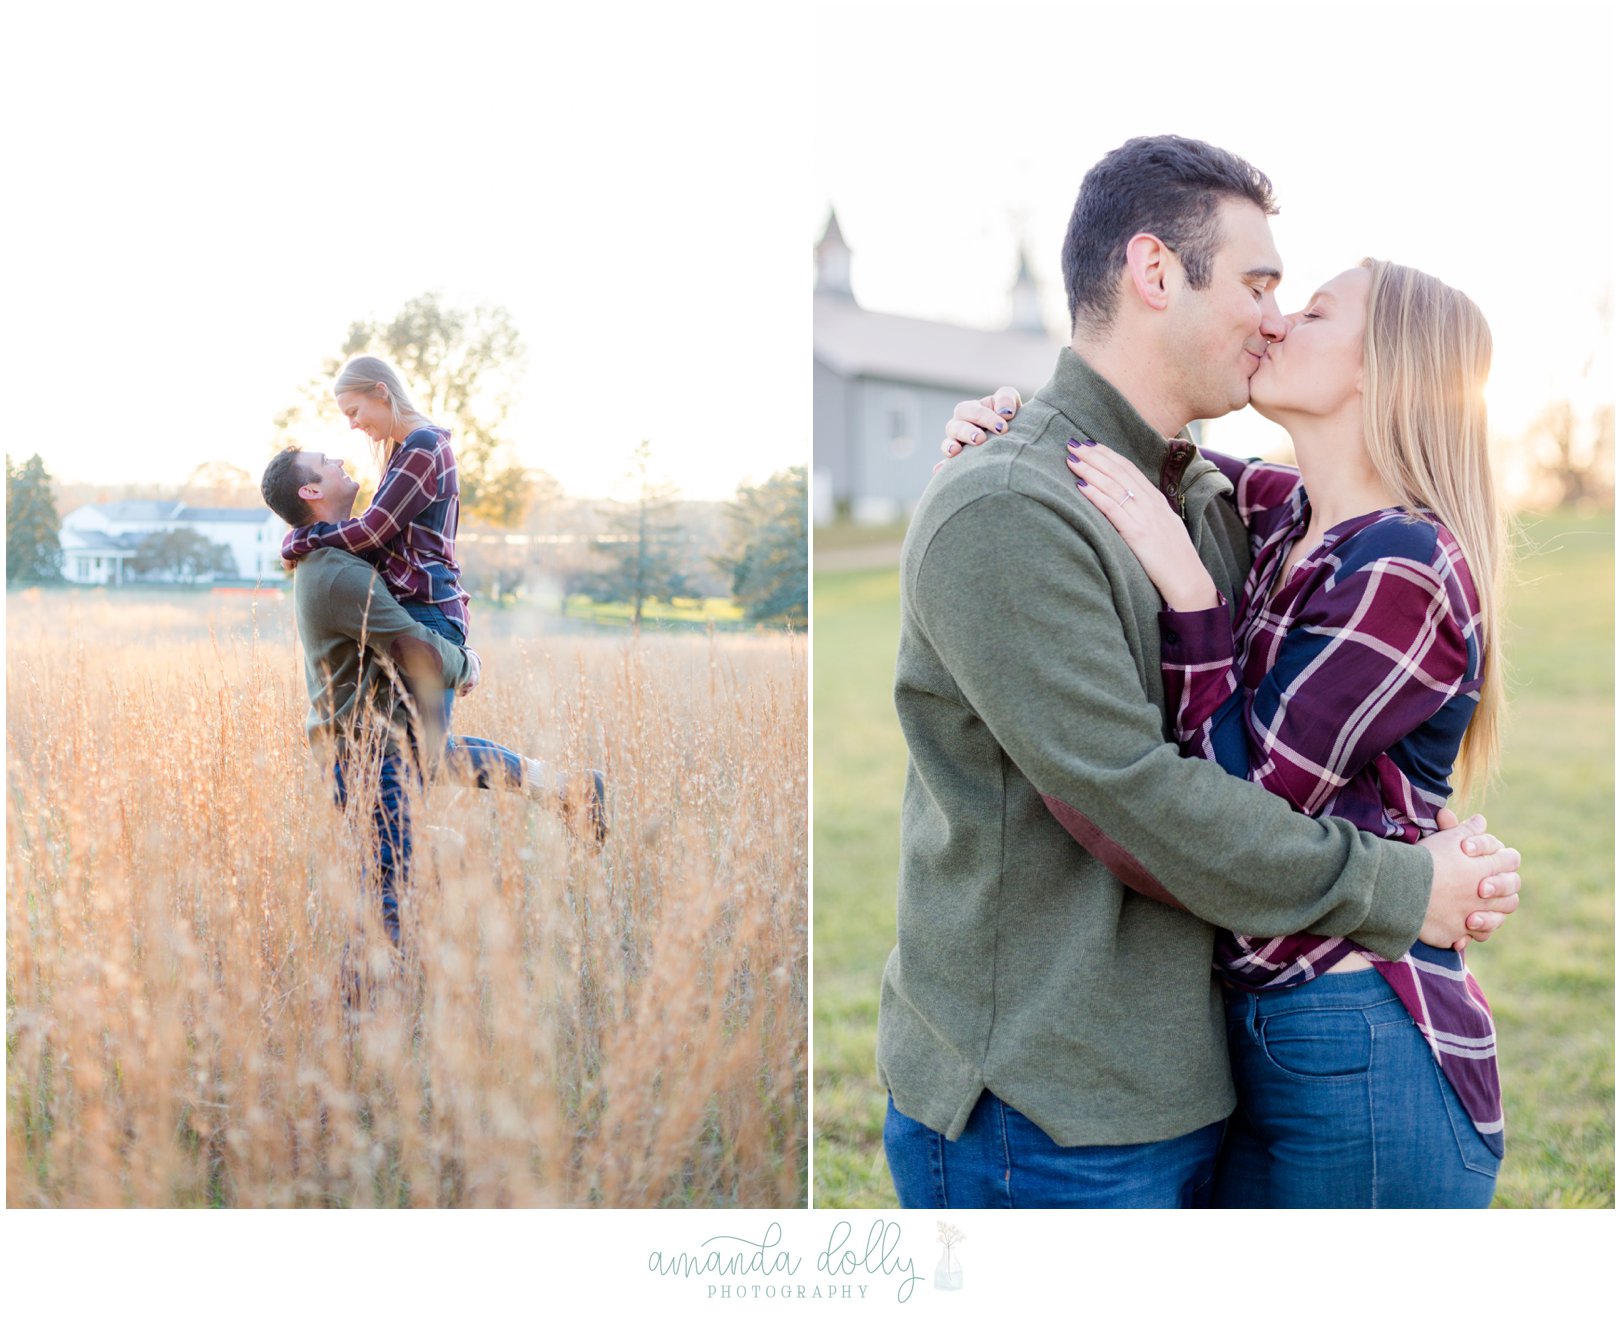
[1223,971,1499,1208]
[397,604,531,792]
[396,602,600,836]
[442,713,527,791]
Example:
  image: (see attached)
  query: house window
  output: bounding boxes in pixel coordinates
[886,395,915,460]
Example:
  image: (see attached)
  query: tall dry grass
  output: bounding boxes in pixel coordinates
[6,588,806,1207]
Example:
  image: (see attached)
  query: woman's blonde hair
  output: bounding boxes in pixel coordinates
[1359,258,1504,798]
[333,355,431,466]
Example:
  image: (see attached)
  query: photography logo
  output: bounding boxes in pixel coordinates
[933,1221,965,1292]
[646,1219,926,1303]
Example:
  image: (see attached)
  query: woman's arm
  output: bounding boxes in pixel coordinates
[1201,449,1304,528]
[937,392,1305,533]
[1060,438,1243,734]
[1169,534,1472,815]
[1061,441,1474,812]
[1065,439,1220,610]
[282,430,444,562]
[938,386,1023,462]
[1157,598,1241,750]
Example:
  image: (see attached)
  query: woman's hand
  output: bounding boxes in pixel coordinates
[1417,809,1522,951]
[1427,806,1523,952]
[460,647,482,695]
[934,386,1023,472]
[1066,439,1219,612]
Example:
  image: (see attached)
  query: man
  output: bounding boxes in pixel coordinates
[261,446,605,940]
[261,446,478,947]
[879,135,1522,1208]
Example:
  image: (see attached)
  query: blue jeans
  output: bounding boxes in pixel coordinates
[883,1091,1224,1208]
[1214,969,1501,1208]
[400,601,526,791]
[331,750,413,946]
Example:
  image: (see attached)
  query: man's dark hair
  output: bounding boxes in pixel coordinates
[261,447,316,527]
[1062,135,1278,334]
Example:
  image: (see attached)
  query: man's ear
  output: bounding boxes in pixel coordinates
[1123,232,1175,312]
[298,480,322,502]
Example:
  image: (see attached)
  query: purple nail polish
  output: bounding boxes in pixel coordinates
[1084,439,1098,447]
[994,422,1005,433]
[1067,438,1080,449]
[999,409,1014,418]
[1075,477,1087,489]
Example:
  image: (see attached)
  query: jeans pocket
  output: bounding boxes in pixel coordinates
[1429,1058,1503,1179]
[1259,1006,1373,1079]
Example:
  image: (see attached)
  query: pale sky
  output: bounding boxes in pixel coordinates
[815,2,1616,490]
[5,2,809,502]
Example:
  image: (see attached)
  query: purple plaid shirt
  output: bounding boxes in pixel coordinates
[1160,450,1502,1157]
[283,425,470,636]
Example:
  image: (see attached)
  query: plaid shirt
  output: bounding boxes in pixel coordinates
[1160,450,1502,1156]
[283,425,470,636]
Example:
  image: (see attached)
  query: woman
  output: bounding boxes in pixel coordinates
[286,355,605,843]
[942,260,1505,1208]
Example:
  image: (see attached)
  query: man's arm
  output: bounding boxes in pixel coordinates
[282,435,440,563]
[322,554,470,689]
[909,489,1514,956]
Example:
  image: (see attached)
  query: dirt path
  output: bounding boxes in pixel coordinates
[812,541,904,573]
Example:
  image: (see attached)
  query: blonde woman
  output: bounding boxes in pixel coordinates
[279,355,605,842]
[943,260,1506,1207]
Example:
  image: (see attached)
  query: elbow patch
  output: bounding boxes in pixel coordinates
[1040,793,1188,912]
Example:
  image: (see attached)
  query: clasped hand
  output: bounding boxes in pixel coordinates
[1420,807,1521,951]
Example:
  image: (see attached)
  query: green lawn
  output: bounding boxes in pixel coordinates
[561,594,746,628]
[812,509,1614,1208]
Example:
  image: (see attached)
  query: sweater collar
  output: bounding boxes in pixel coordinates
[1036,347,1208,507]
[1036,347,1185,467]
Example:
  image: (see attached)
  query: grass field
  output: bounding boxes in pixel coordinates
[560,594,748,629]
[812,509,1614,1208]
[7,588,806,1207]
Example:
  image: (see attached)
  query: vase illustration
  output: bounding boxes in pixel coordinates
[934,1243,963,1291]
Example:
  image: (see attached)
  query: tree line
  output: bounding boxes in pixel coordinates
[9,293,806,626]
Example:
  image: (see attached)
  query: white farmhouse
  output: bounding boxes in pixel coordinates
[60,500,286,586]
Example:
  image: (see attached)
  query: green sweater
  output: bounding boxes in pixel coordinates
[878,348,1433,1147]
[292,547,470,754]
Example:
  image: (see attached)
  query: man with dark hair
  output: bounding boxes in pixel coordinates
[263,446,476,947]
[260,446,319,528]
[265,444,605,849]
[1061,134,1278,333]
[879,135,1522,1207]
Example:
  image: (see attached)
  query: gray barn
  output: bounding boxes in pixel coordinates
[812,210,1060,524]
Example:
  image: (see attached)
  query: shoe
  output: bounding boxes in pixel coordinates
[558,769,608,849]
